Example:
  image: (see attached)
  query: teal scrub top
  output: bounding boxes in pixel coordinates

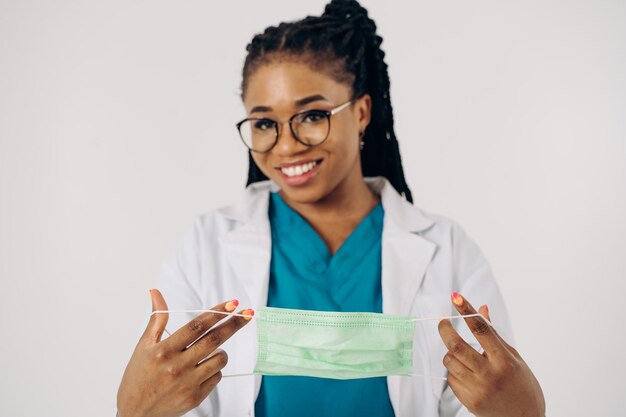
[254,191,395,417]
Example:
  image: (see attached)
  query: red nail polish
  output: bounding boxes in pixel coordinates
[485,304,489,313]
[242,309,255,320]
[225,299,239,312]
[451,292,463,306]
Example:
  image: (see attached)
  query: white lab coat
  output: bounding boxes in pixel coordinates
[156,176,513,417]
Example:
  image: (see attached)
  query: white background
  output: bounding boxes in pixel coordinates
[1,0,624,416]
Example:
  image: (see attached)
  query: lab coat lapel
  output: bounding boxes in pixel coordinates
[369,178,438,416]
[367,177,437,317]
[219,183,273,310]
[381,218,437,316]
[218,182,274,411]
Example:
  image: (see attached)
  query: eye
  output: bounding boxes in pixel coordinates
[253,119,276,131]
[299,110,327,124]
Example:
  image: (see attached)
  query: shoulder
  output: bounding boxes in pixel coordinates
[372,175,490,280]
[414,207,492,284]
[372,176,479,253]
[419,208,482,258]
[175,180,275,248]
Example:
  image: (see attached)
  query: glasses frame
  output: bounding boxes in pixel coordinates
[236,99,354,153]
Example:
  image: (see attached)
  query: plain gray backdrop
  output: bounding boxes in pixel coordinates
[1,0,624,416]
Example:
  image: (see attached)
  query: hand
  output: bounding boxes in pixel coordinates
[117,289,253,417]
[438,293,545,417]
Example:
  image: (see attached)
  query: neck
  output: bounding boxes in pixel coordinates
[279,170,380,226]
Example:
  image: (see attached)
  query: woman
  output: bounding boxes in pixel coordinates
[117,1,545,416]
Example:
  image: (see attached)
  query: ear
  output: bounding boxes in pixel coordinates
[355,94,372,133]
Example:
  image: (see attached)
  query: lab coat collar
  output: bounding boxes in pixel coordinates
[218,176,438,315]
[218,177,438,414]
[364,176,435,233]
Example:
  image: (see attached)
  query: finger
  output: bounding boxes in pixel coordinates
[196,370,223,403]
[141,289,170,345]
[477,303,518,356]
[182,371,223,412]
[438,318,484,372]
[193,349,229,384]
[451,292,506,354]
[442,351,475,381]
[165,300,241,351]
[478,304,490,322]
[446,374,475,410]
[184,309,254,364]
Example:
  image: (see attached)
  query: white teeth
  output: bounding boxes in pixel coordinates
[281,161,317,177]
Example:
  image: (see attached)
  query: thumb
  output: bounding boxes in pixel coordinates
[142,288,169,345]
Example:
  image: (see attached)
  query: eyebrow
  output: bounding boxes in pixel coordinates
[249,94,329,114]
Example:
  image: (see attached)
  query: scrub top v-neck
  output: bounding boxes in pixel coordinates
[254,191,395,417]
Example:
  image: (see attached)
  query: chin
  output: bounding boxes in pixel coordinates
[278,184,327,205]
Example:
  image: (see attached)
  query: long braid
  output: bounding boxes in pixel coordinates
[241,0,413,203]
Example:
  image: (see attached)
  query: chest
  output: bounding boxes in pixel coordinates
[313,221,360,255]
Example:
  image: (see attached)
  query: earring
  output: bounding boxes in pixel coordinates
[359,131,365,150]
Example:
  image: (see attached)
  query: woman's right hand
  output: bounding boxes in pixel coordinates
[116,289,253,417]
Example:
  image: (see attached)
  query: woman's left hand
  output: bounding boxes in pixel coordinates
[438,293,545,417]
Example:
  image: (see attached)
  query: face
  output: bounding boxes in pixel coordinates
[242,60,371,205]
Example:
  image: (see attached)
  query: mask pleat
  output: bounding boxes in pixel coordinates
[254,306,416,380]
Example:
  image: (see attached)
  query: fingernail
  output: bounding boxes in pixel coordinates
[451,292,463,306]
[149,289,155,310]
[242,309,255,320]
[484,304,489,313]
[225,299,239,312]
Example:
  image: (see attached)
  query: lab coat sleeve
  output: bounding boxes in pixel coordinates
[438,221,514,417]
[154,219,219,417]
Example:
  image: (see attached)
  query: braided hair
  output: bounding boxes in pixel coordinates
[240,0,413,203]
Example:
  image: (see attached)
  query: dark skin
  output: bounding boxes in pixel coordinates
[243,59,379,255]
[116,291,253,417]
[439,294,546,417]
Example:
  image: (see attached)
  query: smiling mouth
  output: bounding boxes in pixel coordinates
[276,159,323,177]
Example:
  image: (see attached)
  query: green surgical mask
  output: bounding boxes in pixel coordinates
[153,305,489,381]
[254,306,416,380]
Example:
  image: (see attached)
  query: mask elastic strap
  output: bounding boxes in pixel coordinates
[151,309,252,319]
[412,312,493,327]
[151,309,253,337]
[221,372,448,381]
[151,309,491,325]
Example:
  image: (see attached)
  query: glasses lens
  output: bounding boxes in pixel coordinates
[292,111,330,145]
[238,119,276,152]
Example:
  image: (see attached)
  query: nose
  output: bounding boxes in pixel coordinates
[272,120,308,156]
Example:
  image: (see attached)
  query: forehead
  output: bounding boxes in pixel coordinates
[243,61,351,111]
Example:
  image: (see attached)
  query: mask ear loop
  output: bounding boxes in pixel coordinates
[150,310,493,380]
[410,312,493,326]
[150,309,255,337]
[151,309,254,318]
[408,313,493,381]
[150,310,493,325]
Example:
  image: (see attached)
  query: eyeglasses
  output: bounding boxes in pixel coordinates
[236,99,353,153]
